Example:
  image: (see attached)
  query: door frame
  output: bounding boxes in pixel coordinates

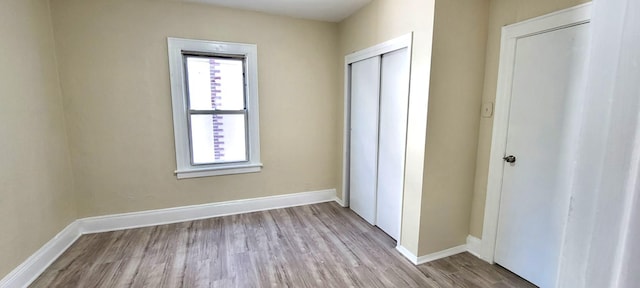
[481,3,592,263]
[341,33,413,229]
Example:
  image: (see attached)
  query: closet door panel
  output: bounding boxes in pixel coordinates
[349,56,381,224]
[376,48,410,240]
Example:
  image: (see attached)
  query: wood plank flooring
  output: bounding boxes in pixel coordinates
[31,202,535,287]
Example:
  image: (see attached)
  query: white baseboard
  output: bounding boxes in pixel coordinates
[466,235,482,259]
[397,244,467,265]
[333,196,347,207]
[396,236,485,266]
[0,188,337,288]
[397,244,468,265]
[0,222,81,288]
[80,189,337,234]
[416,245,468,265]
[396,245,421,265]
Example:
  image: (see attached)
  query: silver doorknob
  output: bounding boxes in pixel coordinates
[503,155,516,163]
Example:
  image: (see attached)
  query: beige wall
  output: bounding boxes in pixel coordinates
[469,0,592,238]
[419,0,489,255]
[338,0,436,254]
[0,0,76,278]
[50,0,340,218]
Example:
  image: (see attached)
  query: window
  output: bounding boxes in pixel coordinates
[168,38,261,179]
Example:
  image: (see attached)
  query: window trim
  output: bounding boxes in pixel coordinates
[168,37,262,179]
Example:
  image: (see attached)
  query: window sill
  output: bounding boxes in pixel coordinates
[175,163,263,179]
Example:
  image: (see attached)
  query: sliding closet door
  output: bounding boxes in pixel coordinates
[349,56,381,224]
[376,48,410,240]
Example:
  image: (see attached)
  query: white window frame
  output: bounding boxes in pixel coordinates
[168,37,262,179]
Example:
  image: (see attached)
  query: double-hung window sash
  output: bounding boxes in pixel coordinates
[183,54,249,165]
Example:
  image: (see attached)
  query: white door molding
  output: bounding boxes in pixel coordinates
[480,3,592,263]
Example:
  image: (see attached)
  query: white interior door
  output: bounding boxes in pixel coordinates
[376,48,410,240]
[349,56,381,224]
[495,23,590,288]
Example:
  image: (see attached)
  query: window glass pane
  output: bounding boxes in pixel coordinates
[186,56,245,111]
[190,114,247,164]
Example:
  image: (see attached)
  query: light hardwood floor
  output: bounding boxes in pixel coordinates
[31,202,535,287]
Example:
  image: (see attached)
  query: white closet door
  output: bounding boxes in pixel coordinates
[376,48,410,240]
[349,56,381,224]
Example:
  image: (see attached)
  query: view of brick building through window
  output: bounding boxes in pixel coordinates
[186,56,248,165]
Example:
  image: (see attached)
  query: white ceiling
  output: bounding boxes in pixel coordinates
[180,0,372,22]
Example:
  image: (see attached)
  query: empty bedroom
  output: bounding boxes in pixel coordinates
[1,0,638,287]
